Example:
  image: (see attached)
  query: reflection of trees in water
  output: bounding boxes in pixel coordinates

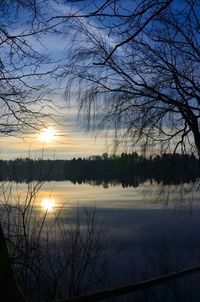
[149,177,200,212]
[71,178,199,215]
[143,182,196,211]
[71,177,144,188]
[0,158,200,300]
[1,181,200,301]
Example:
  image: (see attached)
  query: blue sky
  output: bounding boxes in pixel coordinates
[0,0,115,159]
[3,0,196,158]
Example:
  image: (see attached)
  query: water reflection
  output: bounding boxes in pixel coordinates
[1,180,200,301]
[41,198,56,212]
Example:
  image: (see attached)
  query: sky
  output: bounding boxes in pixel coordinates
[1,0,115,160]
[3,0,195,159]
[0,123,110,160]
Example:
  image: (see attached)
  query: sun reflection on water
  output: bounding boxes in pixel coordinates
[41,198,56,212]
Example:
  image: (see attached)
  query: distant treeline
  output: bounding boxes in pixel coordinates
[0,153,199,186]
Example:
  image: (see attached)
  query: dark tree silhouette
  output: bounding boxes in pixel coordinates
[3,0,199,150]
[53,0,200,156]
[0,2,57,300]
[0,0,58,135]
[1,1,200,301]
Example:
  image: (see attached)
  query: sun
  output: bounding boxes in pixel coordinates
[41,198,55,212]
[39,127,56,143]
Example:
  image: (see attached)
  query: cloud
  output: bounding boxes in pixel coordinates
[49,0,116,48]
[0,125,108,159]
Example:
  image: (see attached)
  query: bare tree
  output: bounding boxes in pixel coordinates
[53,0,200,156]
[0,0,59,135]
[3,0,199,150]
[1,1,200,300]
[0,3,60,294]
[0,181,111,301]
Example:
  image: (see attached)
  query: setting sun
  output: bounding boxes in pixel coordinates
[39,127,56,143]
[41,198,55,212]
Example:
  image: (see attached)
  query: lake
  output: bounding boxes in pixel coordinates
[1,180,200,301]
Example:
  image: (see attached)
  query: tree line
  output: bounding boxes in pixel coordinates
[0,153,198,185]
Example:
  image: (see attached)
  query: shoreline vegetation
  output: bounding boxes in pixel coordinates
[0,153,199,185]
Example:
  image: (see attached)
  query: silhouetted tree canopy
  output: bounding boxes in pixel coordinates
[1,0,200,155]
[0,0,58,135]
[0,153,198,185]
[54,0,200,156]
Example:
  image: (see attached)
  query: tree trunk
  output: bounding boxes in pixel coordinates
[0,223,25,302]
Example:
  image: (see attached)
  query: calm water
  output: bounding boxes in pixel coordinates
[2,180,200,300]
